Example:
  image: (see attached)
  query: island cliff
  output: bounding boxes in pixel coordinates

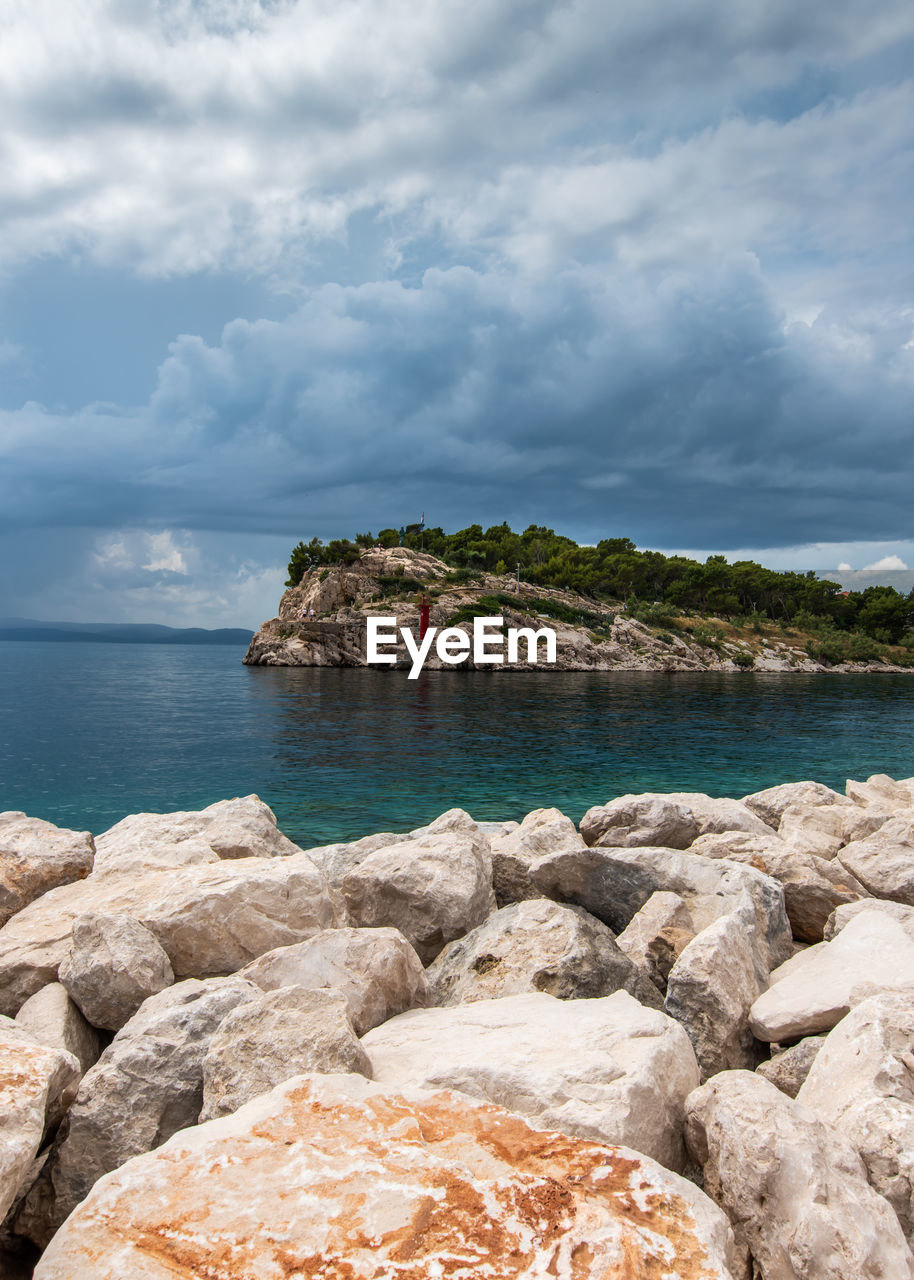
[244,547,909,672]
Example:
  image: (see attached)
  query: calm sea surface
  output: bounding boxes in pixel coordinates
[2,641,913,847]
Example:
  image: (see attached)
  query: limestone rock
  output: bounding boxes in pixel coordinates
[741,780,850,830]
[340,829,495,964]
[779,799,891,855]
[666,792,777,839]
[304,830,402,894]
[33,1074,742,1280]
[798,993,914,1245]
[410,807,479,836]
[665,903,767,1080]
[531,842,793,970]
[0,814,94,928]
[240,926,428,1035]
[825,897,914,941]
[488,807,585,904]
[685,1069,914,1279]
[201,986,371,1121]
[59,912,174,1030]
[426,899,664,1009]
[580,793,699,849]
[777,803,847,858]
[756,1036,825,1098]
[362,990,700,1172]
[0,848,338,1016]
[689,836,868,942]
[0,1020,80,1222]
[749,909,914,1042]
[614,890,696,989]
[839,815,914,904]
[91,794,302,874]
[15,975,259,1247]
[15,983,101,1076]
[847,773,914,810]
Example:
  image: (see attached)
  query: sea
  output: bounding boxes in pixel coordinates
[2,640,913,847]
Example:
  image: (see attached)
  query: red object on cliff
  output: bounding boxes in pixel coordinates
[419,596,430,642]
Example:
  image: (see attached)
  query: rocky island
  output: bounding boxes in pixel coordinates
[3,771,914,1276]
[245,544,913,673]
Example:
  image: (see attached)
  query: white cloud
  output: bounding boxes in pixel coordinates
[837,561,853,571]
[0,0,912,323]
[142,530,188,574]
[863,554,908,570]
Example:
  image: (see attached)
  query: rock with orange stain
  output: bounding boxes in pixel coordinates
[0,1016,79,1222]
[362,990,699,1172]
[33,1073,743,1279]
[0,813,94,929]
[15,976,260,1248]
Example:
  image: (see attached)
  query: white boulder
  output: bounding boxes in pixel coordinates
[685,1069,914,1278]
[362,990,700,1172]
[240,926,428,1034]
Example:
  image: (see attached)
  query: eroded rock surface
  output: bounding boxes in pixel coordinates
[489,807,585,904]
[665,903,767,1079]
[749,909,914,1042]
[756,1036,825,1099]
[59,912,174,1030]
[426,898,663,1008]
[201,986,371,1121]
[91,794,302,874]
[741,781,851,831]
[839,815,914,904]
[14,983,101,1077]
[16,976,258,1246]
[240,926,428,1034]
[825,897,914,941]
[363,990,699,1171]
[0,1019,79,1222]
[341,829,495,964]
[685,1069,914,1279]
[0,814,94,928]
[799,994,914,1246]
[0,849,338,1015]
[34,1074,741,1280]
[615,890,696,990]
[531,843,792,970]
[688,835,868,942]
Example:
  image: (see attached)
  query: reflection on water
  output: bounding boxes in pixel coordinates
[1,642,912,846]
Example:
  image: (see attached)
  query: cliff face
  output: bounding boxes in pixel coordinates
[244,547,867,673]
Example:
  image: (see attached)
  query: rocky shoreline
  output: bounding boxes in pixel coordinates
[2,772,914,1274]
[245,546,913,673]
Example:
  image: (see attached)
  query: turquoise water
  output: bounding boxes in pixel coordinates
[1,641,912,847]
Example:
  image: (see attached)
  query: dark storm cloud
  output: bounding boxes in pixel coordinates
[1,0,914,625]
[2,260,911,548]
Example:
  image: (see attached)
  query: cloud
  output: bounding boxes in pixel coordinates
[1,525,286,628]
[0,258,912,553]
[1,0,912,301]
[1,0,913,622]
[837,561,853,572]
[863,554,909,570]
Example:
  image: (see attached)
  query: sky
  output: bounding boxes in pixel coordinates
[1,0,913,627]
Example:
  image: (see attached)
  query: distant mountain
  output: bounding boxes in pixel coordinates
[0,619,254,646]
